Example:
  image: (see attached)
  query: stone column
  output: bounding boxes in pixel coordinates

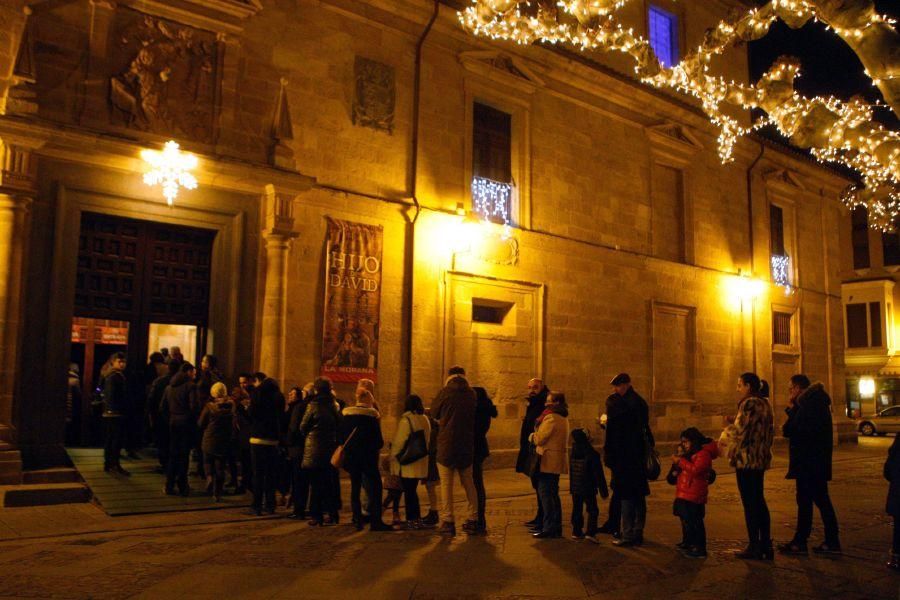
[0,140,36,447]
[259,184,297,383]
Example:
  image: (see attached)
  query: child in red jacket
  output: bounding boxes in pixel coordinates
[670,427,719,558]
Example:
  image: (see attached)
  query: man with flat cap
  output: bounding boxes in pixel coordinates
[603,373,654,547]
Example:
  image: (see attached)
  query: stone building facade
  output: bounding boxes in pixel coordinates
[0,0,852,476]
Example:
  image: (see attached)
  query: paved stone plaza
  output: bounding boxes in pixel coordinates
[0,439,897,599]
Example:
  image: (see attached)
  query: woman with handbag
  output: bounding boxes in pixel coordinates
[528,391,570,539]
[339,388,392,531]
[299,377,341,526]
[390,394,431,528]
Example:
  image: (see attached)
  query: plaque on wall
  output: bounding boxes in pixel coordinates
[352,56,394,134]
[108,8,219,144]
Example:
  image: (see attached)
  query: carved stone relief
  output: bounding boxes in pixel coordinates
[352,56,394,134]
[108,9,219,144]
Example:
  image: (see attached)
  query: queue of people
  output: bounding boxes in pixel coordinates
[95,352,900,570]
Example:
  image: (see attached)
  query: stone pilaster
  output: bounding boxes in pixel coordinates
[0,139,36,461]
[259,184,298,383]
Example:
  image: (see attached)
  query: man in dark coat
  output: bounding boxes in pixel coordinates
[517,378,549,527]
[778,374,841,554]
[286,384,311,519]
[471,386,498,534]
[431,365,478,535]
[247,377,285,515]
[149,361,179,472]
[101,353,130,475]
[162,362,197,496]
[604,373,653,547]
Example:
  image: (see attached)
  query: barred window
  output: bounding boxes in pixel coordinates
[773,311,792,346]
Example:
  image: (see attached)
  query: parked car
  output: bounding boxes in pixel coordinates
[857,406,900,436]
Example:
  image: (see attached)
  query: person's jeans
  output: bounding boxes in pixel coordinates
[472,457,487,528]
[401,477,421,521]
[348,461,384,528]
[536,472,562,535]
[103,416,126,469]
[571,493,599,536]
[166,420,193,493]
[437,464,478,524]
[204,454,227,498]
[530,473,544,523]
[291,456,309,516]
[308,467,337,520]
[736,468,771,545]
[794,476,840,546]
[250,443,278,512]
[620,496,647,542]
[676,500,707,552]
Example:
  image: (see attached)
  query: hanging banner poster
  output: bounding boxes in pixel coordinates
[320,217,383,383]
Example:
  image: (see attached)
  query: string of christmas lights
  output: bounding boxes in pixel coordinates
[460,0,900,230]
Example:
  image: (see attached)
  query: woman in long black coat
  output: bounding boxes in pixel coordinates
[299,377,341,525]
[885,434,900,570]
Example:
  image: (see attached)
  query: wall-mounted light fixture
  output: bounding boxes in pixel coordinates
[858,377,876,399]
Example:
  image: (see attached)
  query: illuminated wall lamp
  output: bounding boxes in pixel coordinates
[141,140,198,206]
[858,377,876,399]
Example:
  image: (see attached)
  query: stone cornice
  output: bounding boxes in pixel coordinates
[0,116,315,197]
[117,0,262,35]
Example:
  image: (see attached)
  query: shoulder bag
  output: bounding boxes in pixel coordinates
[644,427,661,481]
[331,426,358,469]
[397,415,429,465]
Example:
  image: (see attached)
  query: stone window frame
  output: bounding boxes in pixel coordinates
[763,170,804,289]
[460,51,541,230]
[771,303,801,357]
[649,299,697,406]
[643,0,686,67]
[644,122,701,265]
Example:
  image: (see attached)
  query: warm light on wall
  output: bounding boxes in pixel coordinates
[729,273,766,302]
[141,141,198,206]
[859,377,876,398]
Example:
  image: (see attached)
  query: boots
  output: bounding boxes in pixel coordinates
[437,521,456,536]
[760,539,775,560]
[735,541,761,560]
[421,510,439,526]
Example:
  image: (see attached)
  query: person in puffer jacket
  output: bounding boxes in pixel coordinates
[568,428,609,543]
[198,382,234,501]
[671,427,718,559]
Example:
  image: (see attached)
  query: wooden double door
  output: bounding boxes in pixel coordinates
[69,212,216,445]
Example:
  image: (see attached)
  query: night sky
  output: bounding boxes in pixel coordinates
[748,0,900,130]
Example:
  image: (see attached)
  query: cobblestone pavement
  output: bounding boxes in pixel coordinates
[0,439,898,599]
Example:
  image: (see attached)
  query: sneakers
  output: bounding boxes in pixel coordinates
[437,521,457,536]
[571,531,585,541]
[585,534,600,545]
[370,521,395,532]
[113,465,130,477]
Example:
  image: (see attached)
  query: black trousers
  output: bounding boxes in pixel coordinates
[794,476,839,546]
[250,444,278,511]
[291,456,310,516]
[401,477,421,521]
[308,466,337,520]
[473,457,487,528]
[571,493,599,536]
[103,416,126,468]
[894,516,900,554]
[530,473,544,522]
[348,461,384,527]
[736,469,771,545]
[675,499,707,552]
[155,416,170,469]
[602,491,621,533]
[204,454,227,498]
[166,420,193,492]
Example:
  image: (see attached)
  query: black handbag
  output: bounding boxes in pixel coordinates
[397,416,429,465]
[645,429,661,481]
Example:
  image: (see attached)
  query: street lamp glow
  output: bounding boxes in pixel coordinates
[141,141,198,206]
[858,377,876,398]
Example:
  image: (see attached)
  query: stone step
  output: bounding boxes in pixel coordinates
[0,442,15,452]
[22,468,82,485]
[0,472,21,485]
[0,450,20,461]
[1,483,92,507]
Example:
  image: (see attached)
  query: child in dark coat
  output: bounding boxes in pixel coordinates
[569,428,609,543]
[669,427,718,558]
[885,434,900,570]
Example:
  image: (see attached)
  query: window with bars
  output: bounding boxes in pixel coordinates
[773,311,792,346]
[648,5,679,67]
[472,102,513,224]
[852,206,870,269]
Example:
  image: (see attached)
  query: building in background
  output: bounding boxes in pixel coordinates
[0,0,853,481]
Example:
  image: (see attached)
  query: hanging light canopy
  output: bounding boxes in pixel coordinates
[459,0,900,229]
[140,140,198,206]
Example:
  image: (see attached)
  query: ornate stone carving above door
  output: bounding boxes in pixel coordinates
[108,8,219,144]
[352,56,395,134]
